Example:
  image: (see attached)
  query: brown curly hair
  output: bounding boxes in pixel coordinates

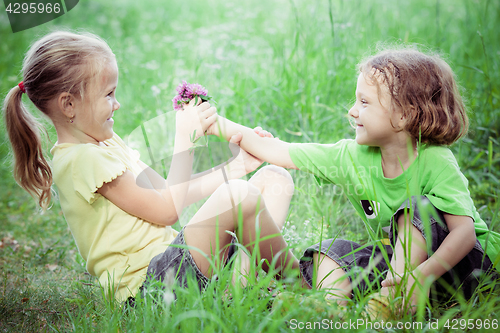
[359,49,469,146]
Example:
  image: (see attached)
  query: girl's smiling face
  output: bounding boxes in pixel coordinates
[348,72,405,148]
[72,60,120,144]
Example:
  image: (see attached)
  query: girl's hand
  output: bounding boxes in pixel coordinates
[381,273,426,315]
[253,126,275,139]
[176,98,217,140]
[205,115,220,137]
[227,131,265,177]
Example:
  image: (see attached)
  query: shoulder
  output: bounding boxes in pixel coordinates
[53,143,116,164]
[419,145,460,171]
[53,133,128,161]
[418,145,479,220]
[52,143,101,168]
[52,140,129,180]
[52,142,128,204]
[420,145,456,161]
[417,145,469,190]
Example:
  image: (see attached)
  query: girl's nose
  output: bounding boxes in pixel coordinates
[114,100,120,111]
[348,105,358,118]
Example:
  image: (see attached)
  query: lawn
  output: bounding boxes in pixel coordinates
[0,0,499,331]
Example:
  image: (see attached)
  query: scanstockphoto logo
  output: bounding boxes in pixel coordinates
[4,0,79,33]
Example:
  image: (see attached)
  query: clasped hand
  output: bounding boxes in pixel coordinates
[226,127,273,177]
[176,98,217,140]
[177,97,276,177]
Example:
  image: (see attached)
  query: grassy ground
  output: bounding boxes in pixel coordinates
[0,0,499,331]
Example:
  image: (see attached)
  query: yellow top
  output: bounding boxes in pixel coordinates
[51,134,178,302]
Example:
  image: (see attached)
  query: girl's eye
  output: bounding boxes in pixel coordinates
[361,99,368,105]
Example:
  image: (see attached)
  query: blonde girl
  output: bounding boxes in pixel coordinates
[210,48,500,317]
[3,31,299,303]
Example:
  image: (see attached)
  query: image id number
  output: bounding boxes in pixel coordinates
[444,318,498,330]
[6,2,61,14]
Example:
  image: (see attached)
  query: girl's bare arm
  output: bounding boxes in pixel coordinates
[97,101,217,226]
[414,214,477,281]
[210,116,298,169]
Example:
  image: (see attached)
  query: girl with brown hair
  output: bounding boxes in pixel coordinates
[212,48,500,318]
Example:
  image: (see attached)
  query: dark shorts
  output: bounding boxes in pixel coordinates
[128,227,236,305]
[300,196,495,303]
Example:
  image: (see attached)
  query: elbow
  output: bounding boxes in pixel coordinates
[445,214,477,253]
[160,212,179,226]
[468,231,477,253]
[463,223,477,253]
[148,209,179,226]
[165,215,179,226]
[156,194,181,226]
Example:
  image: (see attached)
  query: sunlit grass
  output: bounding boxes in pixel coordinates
[0,0,499,331]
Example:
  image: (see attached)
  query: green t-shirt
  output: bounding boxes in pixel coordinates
[289,139,500,268]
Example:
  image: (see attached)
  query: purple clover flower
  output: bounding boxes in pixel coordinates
[176,80,189,97]
[172,95,189,111]
[186,84,208,99]
[172,81,211,110]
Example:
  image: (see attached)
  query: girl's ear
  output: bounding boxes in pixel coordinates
[396,111,405,129]
[395,105,413,130]
[57,92,76,118]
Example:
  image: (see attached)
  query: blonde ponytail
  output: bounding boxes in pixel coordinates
[3,85,52,210]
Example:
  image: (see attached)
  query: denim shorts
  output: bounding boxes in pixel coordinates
[127,227,236,305]
[300,196,494,303]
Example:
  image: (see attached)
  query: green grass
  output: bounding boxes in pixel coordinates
[0,0,499,331]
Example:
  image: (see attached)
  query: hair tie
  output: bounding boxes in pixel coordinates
[18,81,26,94]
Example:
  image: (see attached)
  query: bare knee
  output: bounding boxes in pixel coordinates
[252,165,294,196]
[397,212,409,229]
[397,212,424,240]
[257,165,293,184]
[260,165,293,182]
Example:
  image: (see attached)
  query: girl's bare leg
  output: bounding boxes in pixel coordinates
[387,213,428,276]
[248,165,295,229]
[314,212,428,310]
[234,165,295,286]
[183,178,298,279]
[313,253,352,306]
[381,212,428,312]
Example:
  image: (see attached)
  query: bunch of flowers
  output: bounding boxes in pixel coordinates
[172,81,212,111]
